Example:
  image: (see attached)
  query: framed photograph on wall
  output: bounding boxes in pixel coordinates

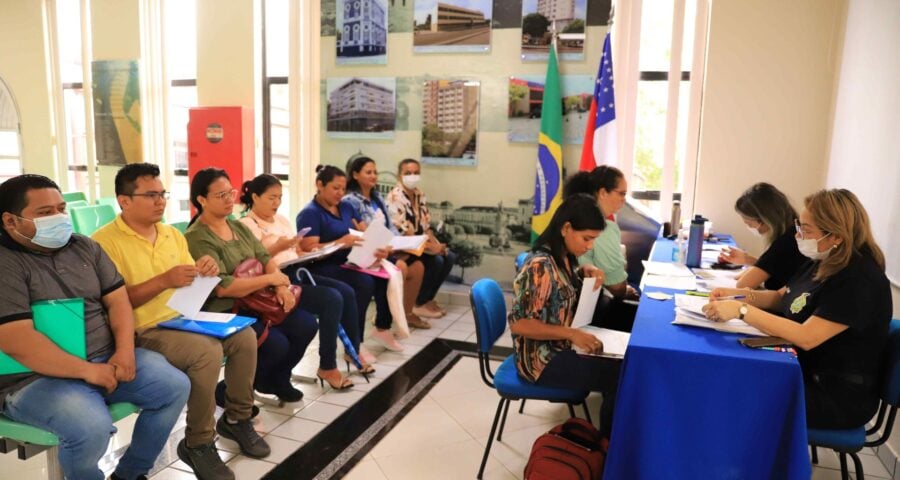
[521,0,587,61]
[326,77,396,139]
[508,74,593,144]
[413,0,492,53]
[336,0,388,65]
[421,79,479,166]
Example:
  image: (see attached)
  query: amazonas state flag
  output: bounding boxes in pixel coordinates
[530,42,563,242]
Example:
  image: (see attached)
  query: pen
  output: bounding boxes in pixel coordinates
[685,291,709,297]
[717,295,746,300]
[760,346,798,355]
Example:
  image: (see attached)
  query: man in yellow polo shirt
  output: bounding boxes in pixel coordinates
[93,163,268,480]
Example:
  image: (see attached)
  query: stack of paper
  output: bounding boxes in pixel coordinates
[672,294,765,336]
[578,325,630,358]
[693,268,740,291]
[278,242,343,268]
[642,261,698,290]
[347,221,394,268]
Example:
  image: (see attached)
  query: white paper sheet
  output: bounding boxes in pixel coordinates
[579,325,631,357]
[166,275,222,318]
[278,242,343,268]
[642,274,698,290]
[642,261,695,277]
[347,221,393,268]
[693,268,740,290]
[188,311,236,323]
[390,235,427,253]
[672,313,766,336]
[572,277,602,328]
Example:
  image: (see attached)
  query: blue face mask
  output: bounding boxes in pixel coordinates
[15,213,74,249]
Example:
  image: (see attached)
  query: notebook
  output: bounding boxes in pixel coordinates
[0,298,86,375]
[157,314,256,339]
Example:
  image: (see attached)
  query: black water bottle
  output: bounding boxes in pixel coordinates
[685,214,706,268]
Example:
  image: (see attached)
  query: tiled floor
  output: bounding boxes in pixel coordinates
[0,292,895,479]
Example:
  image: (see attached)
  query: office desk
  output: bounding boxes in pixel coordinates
[604,238,810,480]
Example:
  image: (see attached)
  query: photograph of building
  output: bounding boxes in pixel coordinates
[421,79,479,165]
[413,1,492,53]
[336,0,387,64]
[521,0,587,61]
[326,77,396,138]
[507,74,594,144]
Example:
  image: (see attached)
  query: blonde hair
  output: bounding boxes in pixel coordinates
[805,189,885,281]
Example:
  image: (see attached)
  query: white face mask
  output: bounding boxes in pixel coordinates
[402,174,421,189]
[796,233,831,260]
[746,225,763,238]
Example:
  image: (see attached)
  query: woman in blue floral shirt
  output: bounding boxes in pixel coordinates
[509,194,621,437]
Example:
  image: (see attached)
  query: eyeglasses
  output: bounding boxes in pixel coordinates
[129,191,170,201]
[795,219,827,240]
[209,189,237,201]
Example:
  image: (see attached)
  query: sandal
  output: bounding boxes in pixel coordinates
[316,368,354,390]
[343,354,375,383]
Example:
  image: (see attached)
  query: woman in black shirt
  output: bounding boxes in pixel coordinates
[719,182,807,290]
[704,189,892,428]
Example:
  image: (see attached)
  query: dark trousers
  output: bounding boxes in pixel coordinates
[244,308,318,391]
[804,372,879,429]
[415,250,457,305]
[283,267,361,369]
[307,262,392,333]
[536,350,621,437]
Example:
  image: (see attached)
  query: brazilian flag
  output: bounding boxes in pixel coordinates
[530,43,563,242]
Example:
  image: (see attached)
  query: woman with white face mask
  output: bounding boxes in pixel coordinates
[719,182,806,290]
[703,189,892,430]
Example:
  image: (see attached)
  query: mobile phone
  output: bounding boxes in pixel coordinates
[710,262,742,270]
[738,336,792,348]
[296,227,312,239]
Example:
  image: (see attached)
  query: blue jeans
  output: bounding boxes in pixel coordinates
[307,262,392,333]
[282,267,361,369]
[2,348,190,480]
[415,250,457,305]
[246,307,318,391]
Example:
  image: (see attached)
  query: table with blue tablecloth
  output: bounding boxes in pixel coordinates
[603,237,811,480]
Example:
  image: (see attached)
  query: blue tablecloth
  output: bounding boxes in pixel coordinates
[603,238,810,480]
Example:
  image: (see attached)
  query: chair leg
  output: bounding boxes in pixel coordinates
[581,402,593,426]
[849,451,865,480]
[811,445,818,464]
[479,399,505,479]
[519,399,526,414]
[567,403,576,418]
[47,446,64,480]
[838,452,849,480]
[497,399,512,442]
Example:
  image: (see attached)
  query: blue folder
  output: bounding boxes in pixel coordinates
[157,315,256,339]
[0,298,86,375]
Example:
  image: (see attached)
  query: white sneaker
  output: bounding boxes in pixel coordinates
[370,329,404,352]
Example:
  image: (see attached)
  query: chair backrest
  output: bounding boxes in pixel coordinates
[169,221,189,234]
[61,191,86,203]
[881,319,900,405]
[470,278,508,354]
[95,197,121,213]
[66,200,88,209]
[514,251,529,272]
[70,205,116,236]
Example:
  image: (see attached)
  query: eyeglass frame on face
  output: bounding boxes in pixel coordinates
[128,191,170,202]
[794,219,828,240]
[208,189,237,201]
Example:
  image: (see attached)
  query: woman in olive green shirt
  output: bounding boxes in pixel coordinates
[185,168,317,403]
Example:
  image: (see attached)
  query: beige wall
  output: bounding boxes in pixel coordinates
[0,1,55,179]
[196,0,258,108]
[694,0,846,257]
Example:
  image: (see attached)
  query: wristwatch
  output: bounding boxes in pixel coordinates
[738,304,749,320]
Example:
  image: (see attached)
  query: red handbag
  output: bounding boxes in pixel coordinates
[232,258,301,346]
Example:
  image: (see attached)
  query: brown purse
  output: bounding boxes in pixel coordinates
[232,258,301,346]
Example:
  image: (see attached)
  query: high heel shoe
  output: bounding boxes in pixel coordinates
[316,369,353,390]
[343,354,375,383]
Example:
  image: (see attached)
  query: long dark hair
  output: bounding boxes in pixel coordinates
[734,182,797,243]
[533,194,606,276]
[240,173,281,212]
[345,155,375,193]
[188,168,230,226]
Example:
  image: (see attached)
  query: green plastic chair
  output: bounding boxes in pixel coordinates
[95,197,121,213]
[70,205,117,236]
[169,221,189,234]
[0,402,139,480]
[66,200,89,209]
[61,192,86,203]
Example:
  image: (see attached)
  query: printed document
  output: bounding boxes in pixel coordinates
[167,276,222,318]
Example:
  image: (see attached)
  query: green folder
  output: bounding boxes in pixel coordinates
[0,298,86,375]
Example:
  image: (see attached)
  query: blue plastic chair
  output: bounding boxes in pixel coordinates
[0,402,139,480]
[808,318,900,480]
[70,204,117,236]
[514,251,529,273]
[470,278,591,479]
